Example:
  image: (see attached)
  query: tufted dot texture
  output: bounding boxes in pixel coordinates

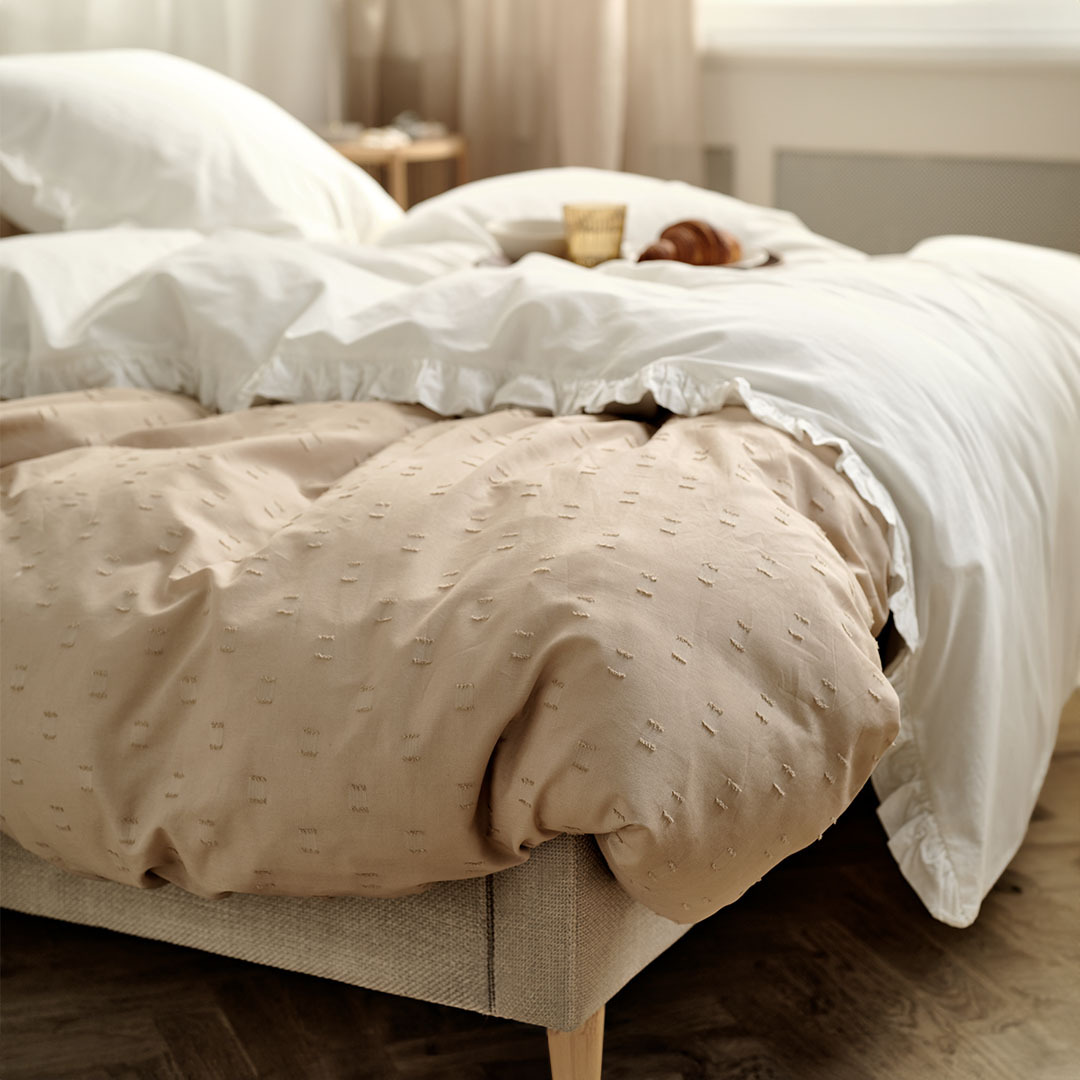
[0,390,897,923]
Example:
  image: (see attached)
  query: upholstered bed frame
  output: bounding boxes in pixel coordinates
[1,830,690,1078]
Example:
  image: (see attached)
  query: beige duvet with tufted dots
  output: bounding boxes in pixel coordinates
[0,389,898,923]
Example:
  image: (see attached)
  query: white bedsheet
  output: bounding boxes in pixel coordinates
[2,171,1077,927]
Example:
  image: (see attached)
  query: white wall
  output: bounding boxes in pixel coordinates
[702,53,1080,208]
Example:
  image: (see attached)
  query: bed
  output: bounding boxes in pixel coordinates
[2,50,1079,1080]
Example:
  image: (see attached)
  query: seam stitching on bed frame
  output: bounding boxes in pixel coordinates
[485,873,496,1015]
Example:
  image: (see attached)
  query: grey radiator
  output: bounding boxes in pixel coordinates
[774,149,1080,255]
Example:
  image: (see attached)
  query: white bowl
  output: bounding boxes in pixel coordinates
[486,218,567,262]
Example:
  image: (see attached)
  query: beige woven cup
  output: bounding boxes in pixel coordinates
[562,203,627,267]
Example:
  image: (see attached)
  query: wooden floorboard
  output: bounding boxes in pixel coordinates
[3,692,1077,1080]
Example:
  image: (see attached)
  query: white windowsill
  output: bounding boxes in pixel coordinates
[696,0,1080,64]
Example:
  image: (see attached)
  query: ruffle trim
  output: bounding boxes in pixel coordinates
[870,650,974,927]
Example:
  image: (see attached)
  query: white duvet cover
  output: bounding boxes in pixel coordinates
[1,169,1078,927]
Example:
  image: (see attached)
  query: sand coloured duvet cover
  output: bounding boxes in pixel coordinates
[0,389,897,923]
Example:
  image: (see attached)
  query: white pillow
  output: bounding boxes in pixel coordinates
[379,167,867,265]
[0,49,403,242]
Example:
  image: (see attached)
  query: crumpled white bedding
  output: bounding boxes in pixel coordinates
[2,168,1078,926]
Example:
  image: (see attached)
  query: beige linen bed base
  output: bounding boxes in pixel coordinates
[0,830,688,1033]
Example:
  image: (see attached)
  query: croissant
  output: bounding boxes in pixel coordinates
[637,238,679,262]
[637,220,743,266]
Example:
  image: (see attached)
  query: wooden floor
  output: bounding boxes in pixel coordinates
[3,692,1077,1080]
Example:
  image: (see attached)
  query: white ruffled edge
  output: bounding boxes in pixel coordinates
[869,650,973,927]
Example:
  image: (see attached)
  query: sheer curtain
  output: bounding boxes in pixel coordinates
[0,0,344,128]
[1,0,703,184]
[456,0,703,183]
[347,0,703,184]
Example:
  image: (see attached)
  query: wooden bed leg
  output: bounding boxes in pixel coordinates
[546,1004,605,1080]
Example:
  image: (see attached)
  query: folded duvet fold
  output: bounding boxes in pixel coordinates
[0,390,897,922]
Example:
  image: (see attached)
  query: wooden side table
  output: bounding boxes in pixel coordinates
[330,133,468,208]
